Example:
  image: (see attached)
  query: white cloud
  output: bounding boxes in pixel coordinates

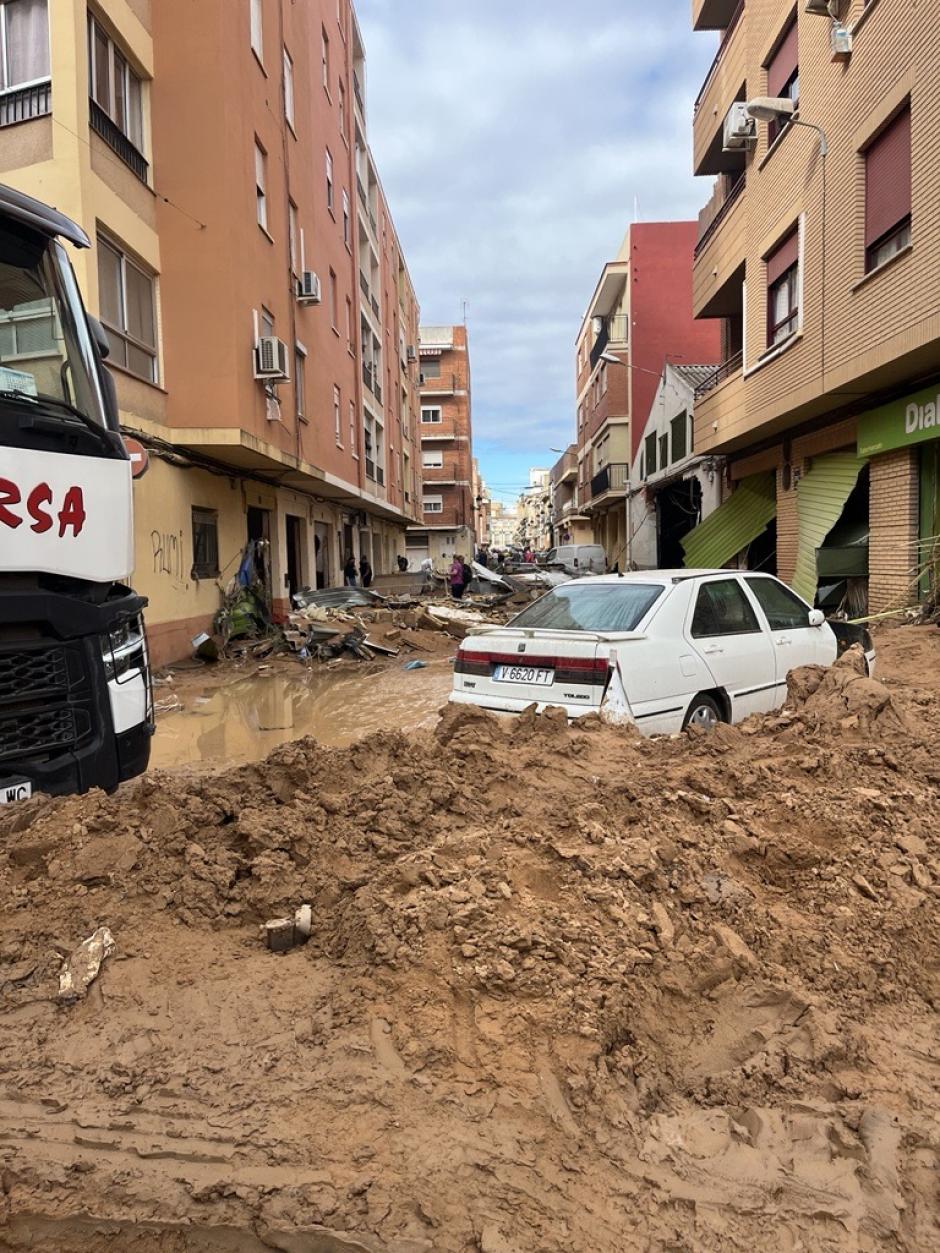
[357,0,717,467]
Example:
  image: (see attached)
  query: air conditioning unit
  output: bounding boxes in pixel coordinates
[723,101,756,151]
[297,271,321,304]
[830,24,852,60]
[591,316,604,336]
[407,345,417,362]
[804,0,833,14]
[254,336,290,380]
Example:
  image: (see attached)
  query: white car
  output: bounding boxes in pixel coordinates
[451,570,874,735]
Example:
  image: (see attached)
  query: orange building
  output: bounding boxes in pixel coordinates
[0,0,422,666]
[409,324,477,565]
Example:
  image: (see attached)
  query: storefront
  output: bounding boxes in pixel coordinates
[858,381,940,605]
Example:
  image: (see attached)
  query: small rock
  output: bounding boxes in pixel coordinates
[496,881,512,900]
[650,902,675,948]
[852,874,879,901]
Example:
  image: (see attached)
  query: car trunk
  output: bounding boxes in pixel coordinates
[454,628,612,712]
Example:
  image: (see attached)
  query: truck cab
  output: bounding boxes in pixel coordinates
[0,184,152,801]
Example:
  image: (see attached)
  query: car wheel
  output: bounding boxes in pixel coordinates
[683,694,723,732]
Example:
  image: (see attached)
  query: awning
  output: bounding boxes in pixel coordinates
[681,472,776,569]
[792,453,866,603]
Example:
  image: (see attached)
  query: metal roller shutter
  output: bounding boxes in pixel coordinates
[791,453,866,604]
[681,472,776,570]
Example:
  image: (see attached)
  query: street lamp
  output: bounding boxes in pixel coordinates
[746,97,828,155]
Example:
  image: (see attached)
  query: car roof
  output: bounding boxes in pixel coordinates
[561,569,757,586]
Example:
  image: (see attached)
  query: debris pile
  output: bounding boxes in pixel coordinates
[1,632,938,1250]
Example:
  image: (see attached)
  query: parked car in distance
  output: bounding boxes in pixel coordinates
[451,570,875,735]
[545,544,607,575]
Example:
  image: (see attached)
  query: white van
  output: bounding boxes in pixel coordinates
[545,544,607,575]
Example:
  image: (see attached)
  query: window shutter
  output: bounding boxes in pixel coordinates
[767,20,798,98]
[766,228,799,286]
[865,106,911,247]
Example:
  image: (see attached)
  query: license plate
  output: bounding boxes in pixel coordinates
[0,779,32,804]
[493,665,553,685]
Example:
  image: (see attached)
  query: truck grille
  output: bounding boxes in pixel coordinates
[0,647,69,703]
[0,705,89,764]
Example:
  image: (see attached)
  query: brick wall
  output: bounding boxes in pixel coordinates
[869,448,919,613]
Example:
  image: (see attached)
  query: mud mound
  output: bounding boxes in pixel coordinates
[0,633,939,1251]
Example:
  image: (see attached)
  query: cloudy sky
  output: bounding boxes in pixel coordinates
[357,0,718,506]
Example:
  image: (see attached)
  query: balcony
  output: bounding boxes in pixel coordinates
[371,294,380,321]
[419,371,457,395]
[353,73,365,120]
[693,1,746,177]
[89,99,148,183]
[590,462,628,503]
[0,79,51,128]
[693,0,742,30]
[692,353,746,455]
[693,175,746,318]
[551,447,578,487]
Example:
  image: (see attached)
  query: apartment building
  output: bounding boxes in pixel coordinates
[688,0,940,613]
[550,443,592,546]
[0,0,421,666]
[471,457,491,547]
[488,500,520,551]
[575,223,720,566]
[517,468,551,552]
[409,323,475,564]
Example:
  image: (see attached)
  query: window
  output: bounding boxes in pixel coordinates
[97,235,158,382]
[250,0,263,59]
[88,14,143,152]
[420,358,441,379]
[671,411,688,463]
[333,384,341,443]
[423,496,443,514]
[260,306,274,339]
[766,19,798,145]
[645,432,657,477]
[288,201,298,275]
[510,584,663,633]
[345,295,353,350]
[342,189,350,246]
[325,148,334,212]
[659,433,668,469]
[349,398,356,449]
[766,228,799,346]
[1,0,49,91]
[600,362,608,395]
[191,508,219,579]
[422,450,444,469]
[329,268,338,327]
[255,140,267,230]
[283,48,294,128]
[745,577,810,630]
[691,579,761,638]
[294,345,306,419]
[864,105,912,273]
[321,26,330,89]
[338,78,346,134]
[421,406,442,424]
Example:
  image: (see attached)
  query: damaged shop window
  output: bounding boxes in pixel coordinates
[191,507,220,580]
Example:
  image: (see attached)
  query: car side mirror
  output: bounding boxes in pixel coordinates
[808,609,826,628]
[87,315,111,360]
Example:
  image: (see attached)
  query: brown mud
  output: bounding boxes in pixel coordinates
[0,627,939,1251]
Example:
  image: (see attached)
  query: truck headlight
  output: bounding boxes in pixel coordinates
[101,617,146,682]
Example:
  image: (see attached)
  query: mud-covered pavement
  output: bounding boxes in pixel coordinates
[0,626,938,1252]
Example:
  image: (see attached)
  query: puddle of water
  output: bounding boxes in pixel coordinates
[150,659,454,770]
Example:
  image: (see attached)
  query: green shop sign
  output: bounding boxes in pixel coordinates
[858,383,940,457]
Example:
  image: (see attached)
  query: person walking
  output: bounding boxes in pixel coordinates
[450,554,465,600]
[461,556,473,597]
[359,554,373,588]
[343,554,358,587]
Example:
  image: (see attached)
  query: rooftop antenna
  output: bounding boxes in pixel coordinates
[633,195,639,223]
[462,299,469,325]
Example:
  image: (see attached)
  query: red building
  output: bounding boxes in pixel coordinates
[575,222,720,563]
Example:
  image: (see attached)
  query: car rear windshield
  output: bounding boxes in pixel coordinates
[510,583,662,632]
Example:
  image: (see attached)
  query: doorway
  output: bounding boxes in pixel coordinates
[246,506,272,601]
[656,478,702,569]
[285,514,304,602]
[314,522,332,589]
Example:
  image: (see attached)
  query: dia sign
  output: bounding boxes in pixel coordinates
[858,383,940,458]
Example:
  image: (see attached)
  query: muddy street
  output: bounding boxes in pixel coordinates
[0,626,938,1252]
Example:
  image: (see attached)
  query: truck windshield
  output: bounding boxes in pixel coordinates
[510,583,663,632]
[0,224,107,428]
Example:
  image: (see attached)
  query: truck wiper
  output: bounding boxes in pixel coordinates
[0,389,121,456]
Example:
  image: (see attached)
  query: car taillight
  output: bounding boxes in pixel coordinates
[455,648,609,686]
[454,648,492,677]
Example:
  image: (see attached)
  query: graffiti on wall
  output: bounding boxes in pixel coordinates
[151,529,187,587]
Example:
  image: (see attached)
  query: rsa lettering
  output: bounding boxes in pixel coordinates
[0,478,86,538]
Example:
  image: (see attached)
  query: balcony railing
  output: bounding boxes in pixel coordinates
[0,79,51,128]
[356,175,367,209]
[89,99,148,183]
[694,173,745,257]
[353,74,365,115]
[365,457,375,481]
[591,463,628,499]
[376,466,385,487]
[419,370,457,393]
[362,362,374,392]
[693,0,745,117]
[359,272,369,298]
[694,350,743,400]
[371,295,380,320]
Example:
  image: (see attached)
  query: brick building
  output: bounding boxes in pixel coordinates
[686,0,940,613]
[575,223,721,565]
[408,324,475,565]
[0,0,422,665]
